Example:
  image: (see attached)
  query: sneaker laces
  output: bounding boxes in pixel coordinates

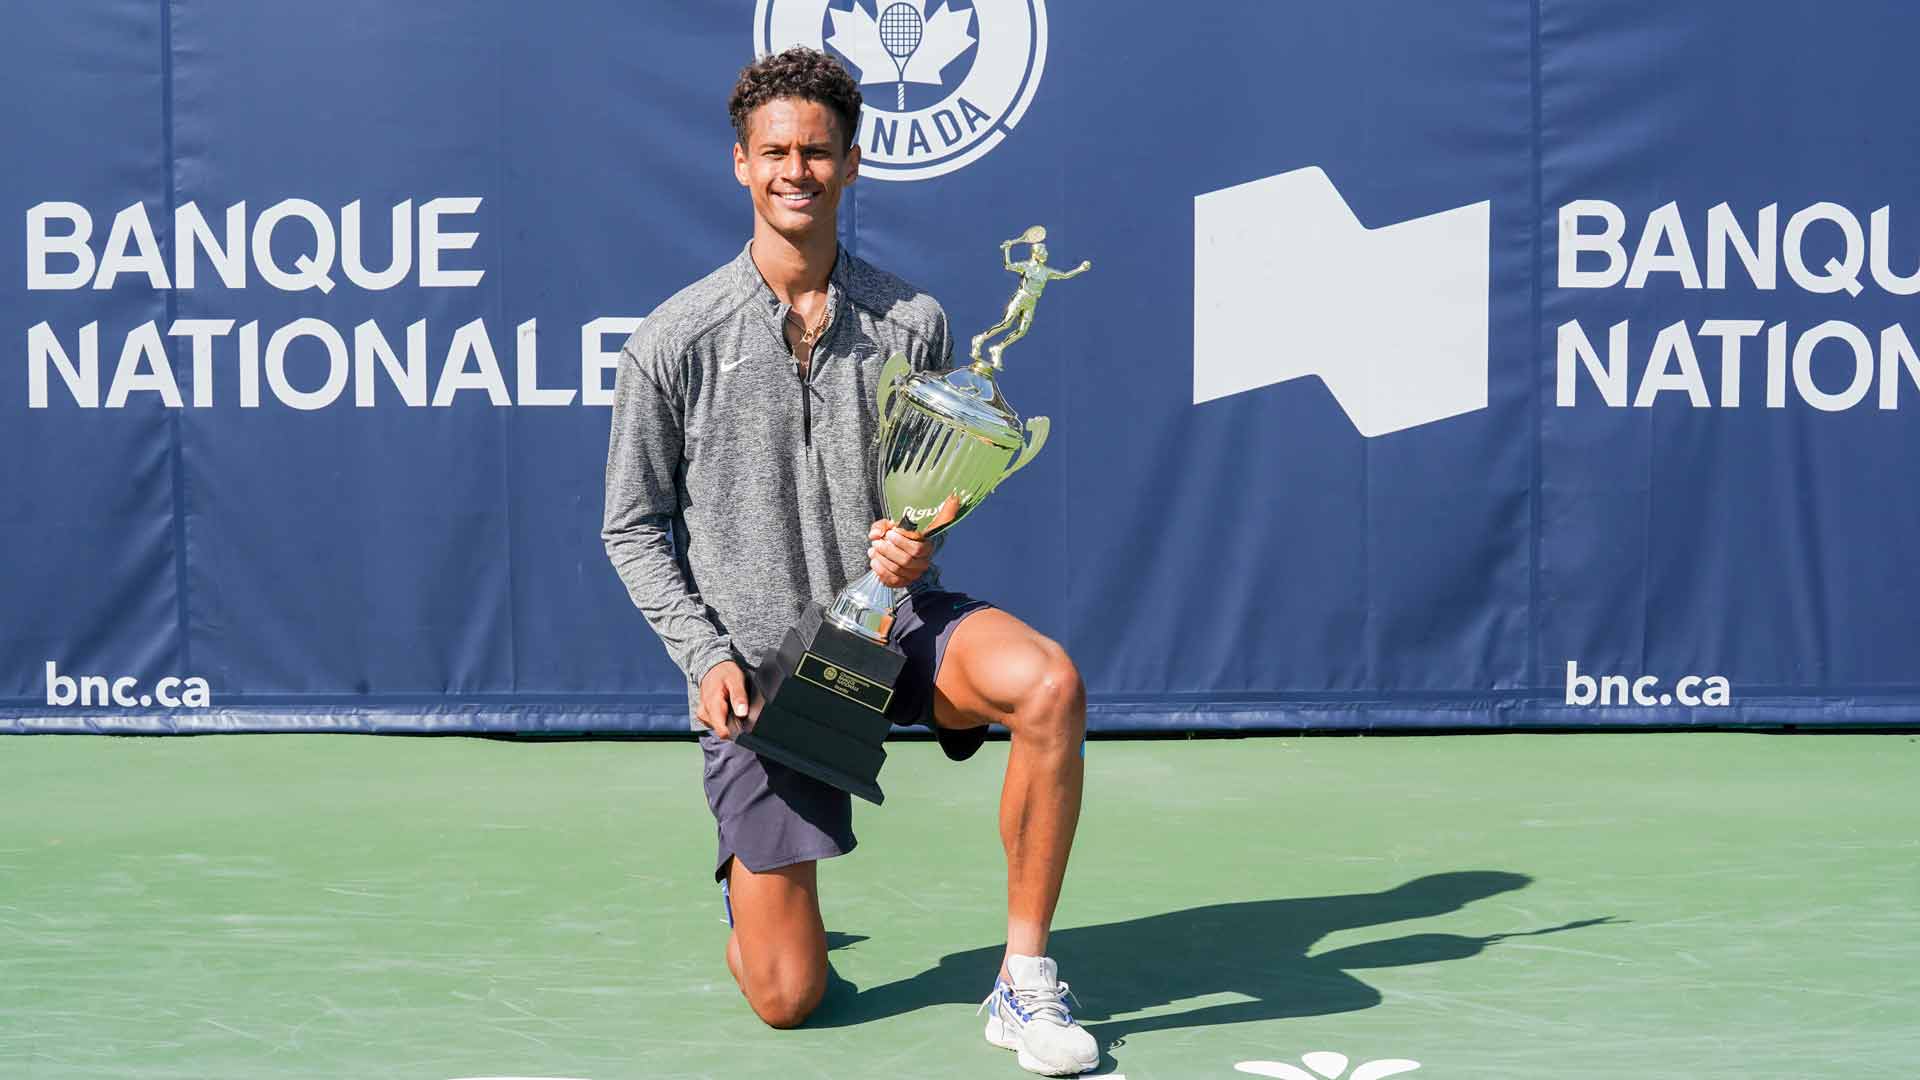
[977,977,1083,1026]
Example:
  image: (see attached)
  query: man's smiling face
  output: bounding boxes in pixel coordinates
[734,97,860,242]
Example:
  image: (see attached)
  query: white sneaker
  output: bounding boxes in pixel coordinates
[977,953,1100,1076]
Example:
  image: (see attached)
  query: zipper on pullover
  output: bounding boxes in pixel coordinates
[794,300,841,448]
[785,288,841,449]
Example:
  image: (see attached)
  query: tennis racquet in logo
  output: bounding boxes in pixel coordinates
[877,3,924,109]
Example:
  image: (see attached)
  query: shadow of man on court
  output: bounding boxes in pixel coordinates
[810,870,1616,1047]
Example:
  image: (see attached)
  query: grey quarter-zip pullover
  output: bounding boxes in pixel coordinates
[603,241,951,728]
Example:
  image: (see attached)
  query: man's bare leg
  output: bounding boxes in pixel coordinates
[931,608,1086,979]
[722,856,829,1028]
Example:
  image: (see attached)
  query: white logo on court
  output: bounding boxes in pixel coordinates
[1194,166,1490,437]
[753,0,1049,181]
[1235,1051,1421,1080]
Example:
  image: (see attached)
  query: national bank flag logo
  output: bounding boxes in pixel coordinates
[755,0,1048,181]
[1194,167,1491,437]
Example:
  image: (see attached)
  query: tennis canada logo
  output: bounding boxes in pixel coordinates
[754,0,1048,180]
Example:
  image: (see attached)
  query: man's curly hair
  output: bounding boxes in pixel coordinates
[729,47,863,153]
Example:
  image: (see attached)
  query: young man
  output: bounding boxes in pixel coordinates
[601,48,1097,1076]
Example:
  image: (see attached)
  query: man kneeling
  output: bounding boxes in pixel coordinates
[601,46,1097,1077]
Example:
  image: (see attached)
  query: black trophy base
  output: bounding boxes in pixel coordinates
[735,602,903,805]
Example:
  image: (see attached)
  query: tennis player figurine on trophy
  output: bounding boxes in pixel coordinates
[735,226,1090,804]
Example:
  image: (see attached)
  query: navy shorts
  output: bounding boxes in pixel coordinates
[701,588,993,883]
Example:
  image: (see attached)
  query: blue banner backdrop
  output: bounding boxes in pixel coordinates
[4,1,1916,732]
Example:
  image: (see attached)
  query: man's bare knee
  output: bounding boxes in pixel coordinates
[1010,648,1085,751]
[749,968,827,1028]
[1021,652,1083,717]
[725,858,828,1027]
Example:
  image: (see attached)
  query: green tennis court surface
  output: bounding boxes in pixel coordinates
[4,732,1916,1079]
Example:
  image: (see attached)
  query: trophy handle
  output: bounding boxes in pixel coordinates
[876,352,912,424]
[998,415,1050,488]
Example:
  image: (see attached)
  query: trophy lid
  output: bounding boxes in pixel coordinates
[901,365,1024,450]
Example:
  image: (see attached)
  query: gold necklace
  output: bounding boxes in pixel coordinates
[787,302,831,348]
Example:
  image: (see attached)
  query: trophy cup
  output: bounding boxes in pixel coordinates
[735,226,1091,804]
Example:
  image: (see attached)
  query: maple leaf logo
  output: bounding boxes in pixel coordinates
[826,0,976,100]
